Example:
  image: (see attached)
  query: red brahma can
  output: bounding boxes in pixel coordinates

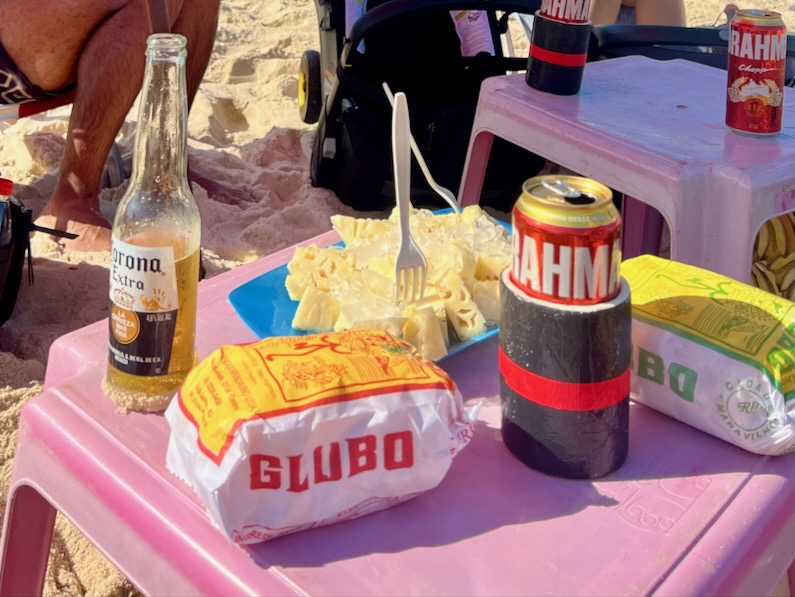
[511,176,621,306]
[726,9,787,136]
[538,0,590,23]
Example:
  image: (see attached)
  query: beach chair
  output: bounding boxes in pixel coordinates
[589,24,795,87]
[300,0,547,212]
[0,93,126,189]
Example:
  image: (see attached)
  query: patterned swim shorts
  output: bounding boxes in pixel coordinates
[0,42,58,105]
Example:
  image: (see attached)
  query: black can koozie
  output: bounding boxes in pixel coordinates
[499,270,632,479]
[526,11,592,96]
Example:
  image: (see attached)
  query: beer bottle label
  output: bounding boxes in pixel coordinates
[108,237,179,376]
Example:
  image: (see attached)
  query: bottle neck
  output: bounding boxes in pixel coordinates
[130,35,189,192]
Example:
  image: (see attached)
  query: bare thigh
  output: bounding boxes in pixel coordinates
[633,0,686,26]
[0,0,185,91]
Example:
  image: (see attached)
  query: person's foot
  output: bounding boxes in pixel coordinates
[35,202,112,252]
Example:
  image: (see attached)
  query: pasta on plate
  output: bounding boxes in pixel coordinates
[285,206,511,360]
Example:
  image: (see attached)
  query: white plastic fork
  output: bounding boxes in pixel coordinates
[382,82,460,216]
[391,92,428,305]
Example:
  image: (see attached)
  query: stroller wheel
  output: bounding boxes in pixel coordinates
[299,50,322,125]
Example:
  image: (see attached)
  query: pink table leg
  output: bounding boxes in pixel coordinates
[0,484,56,597]
[788,561,795,596]
[622,195,664,259]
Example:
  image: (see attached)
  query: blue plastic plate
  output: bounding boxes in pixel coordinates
[228,210,511,360]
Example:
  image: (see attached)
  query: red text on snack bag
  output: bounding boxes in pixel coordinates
[249,431,415,492]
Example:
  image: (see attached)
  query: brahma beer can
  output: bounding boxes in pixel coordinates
[726,9,787,136]
[539,0,590,23]
[511,176,621,305]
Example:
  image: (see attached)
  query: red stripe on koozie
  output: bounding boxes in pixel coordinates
[529,44,587,67]
[499,347,628,411]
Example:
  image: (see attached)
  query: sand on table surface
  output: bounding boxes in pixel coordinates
[1,1,793,594]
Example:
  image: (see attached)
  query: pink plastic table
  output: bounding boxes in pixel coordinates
[459,56,795,283]
[2,229,794,597]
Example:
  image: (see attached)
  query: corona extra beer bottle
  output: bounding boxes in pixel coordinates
[103,34,201,412]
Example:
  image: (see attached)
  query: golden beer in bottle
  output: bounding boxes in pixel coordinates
[103,34,201,412]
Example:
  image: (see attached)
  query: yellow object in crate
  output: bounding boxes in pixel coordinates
[751,212,795,299]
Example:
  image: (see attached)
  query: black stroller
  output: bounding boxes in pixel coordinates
[299,0,795,213]
[299,0,544,212]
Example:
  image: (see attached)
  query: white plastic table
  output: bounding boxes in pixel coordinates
[1,228,793,596]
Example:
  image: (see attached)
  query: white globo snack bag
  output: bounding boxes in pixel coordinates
[623,256,795,456]
[165,329,477,544]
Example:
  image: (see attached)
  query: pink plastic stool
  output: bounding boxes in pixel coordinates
[458,56,795,282]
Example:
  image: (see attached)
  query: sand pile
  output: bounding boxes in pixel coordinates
[0,0,792,594]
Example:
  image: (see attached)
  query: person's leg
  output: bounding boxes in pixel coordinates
[174,0,259,208]
[0,0,219,251]
[588,0,623,25]
[633,0,686,26]
[172,0,220,107]
[176,0,259,208]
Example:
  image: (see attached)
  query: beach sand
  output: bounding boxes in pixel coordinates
[1,1,793,594]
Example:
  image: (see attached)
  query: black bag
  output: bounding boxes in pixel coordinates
[0,196,33,326]
[1,178,82,326]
